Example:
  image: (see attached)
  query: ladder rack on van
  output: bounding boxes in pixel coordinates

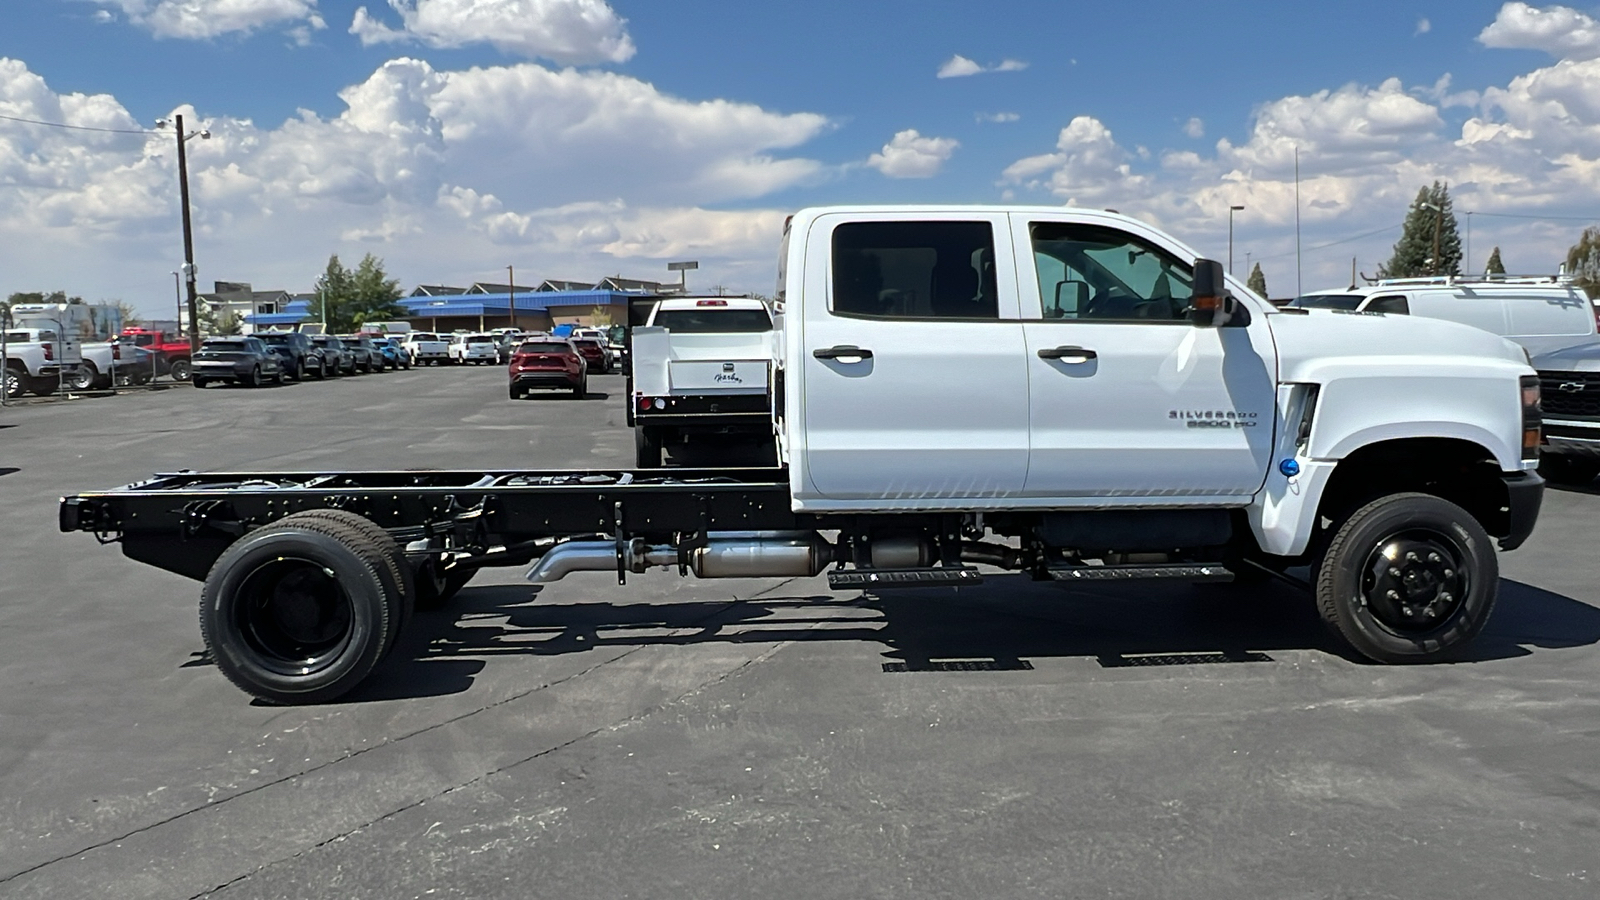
[1374,274,1575,288]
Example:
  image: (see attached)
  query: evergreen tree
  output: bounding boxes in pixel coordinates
[1484,247,1505,276]
[1379,182,1462,278]
[315,254,403,333]
[1246,262,1268,299]
[1567,226,1600,299]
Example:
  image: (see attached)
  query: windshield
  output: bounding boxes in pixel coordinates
[651,309,772,333]
[518,342,571,354]
[1290,294,1365,310]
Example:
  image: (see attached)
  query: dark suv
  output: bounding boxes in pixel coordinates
[337,335,382,374]
[256,331,323,380]
[308,334,350,375]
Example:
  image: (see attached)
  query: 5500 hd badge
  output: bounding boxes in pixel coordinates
[1170,409,1260,429]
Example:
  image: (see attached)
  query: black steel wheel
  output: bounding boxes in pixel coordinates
[199,516,401,704]
[282,509,413,656]
[1315,492,1497,664]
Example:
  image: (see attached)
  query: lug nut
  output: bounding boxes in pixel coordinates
[1402,605,1415,617]
[1439,592,1452,602]
[1387,590,1400,600]
[1405,551,1419,562]
[1443,569,1454,578]
[1389,567,1402,578]
[1428,552,1442,563]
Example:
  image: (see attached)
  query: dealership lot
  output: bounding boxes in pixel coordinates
[1,365,1598,899]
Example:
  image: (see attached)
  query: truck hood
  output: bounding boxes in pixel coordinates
[1530,340,1600,373]
[1267,307,1529,381]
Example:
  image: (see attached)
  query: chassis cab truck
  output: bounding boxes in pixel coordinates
[60,206,1545,704]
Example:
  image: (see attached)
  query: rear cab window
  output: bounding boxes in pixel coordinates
[651,308,773,332]
[830,220,999,319]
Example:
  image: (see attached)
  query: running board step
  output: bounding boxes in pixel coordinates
[828,567,983,589]
[1050,563,1234,582]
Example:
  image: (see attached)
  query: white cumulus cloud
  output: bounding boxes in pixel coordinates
[1479,2,1600,60]
[0,55,827,308]
[86,0,322,40]
[350,0,635,64]
[977,112,1020,123]
[866,129,959,178]
[936,54,1027,78]
[1183,117,1204,138]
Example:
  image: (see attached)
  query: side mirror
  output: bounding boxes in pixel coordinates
[1188,258,1237,328]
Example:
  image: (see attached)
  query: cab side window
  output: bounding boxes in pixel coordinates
[1030,222,1193,322]
[1365,294,1409,315]
[831,221,998,319]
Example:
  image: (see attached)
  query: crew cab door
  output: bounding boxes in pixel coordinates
[796,213,1030,501]
[1010,213,1277,501]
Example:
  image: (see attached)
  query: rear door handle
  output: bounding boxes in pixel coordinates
[813,345,873,362]
[1037,345,1097,363]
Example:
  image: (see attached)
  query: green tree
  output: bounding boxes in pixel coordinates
[1379,181,1462,278]
[1246,262,1268,299]
[196,303,241,336]
[7,290,85,305]
[1566,226,1600,299]
[315,254,403,333]
[1484,246,1506,276]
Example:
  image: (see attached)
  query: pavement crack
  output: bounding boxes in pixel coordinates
[190,578,805,898]
[0,579,804,891]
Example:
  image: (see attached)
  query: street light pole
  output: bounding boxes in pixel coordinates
[1228,205,1245,274]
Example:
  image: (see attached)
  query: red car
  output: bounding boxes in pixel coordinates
[509,339,587,399]
[571,338,610,374]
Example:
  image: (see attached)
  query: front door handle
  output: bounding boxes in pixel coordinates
[1037,345,1097,363]
[813,345,873,362]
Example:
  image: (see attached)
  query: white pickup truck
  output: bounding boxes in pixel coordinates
[3,326,80,398]
[628,297,778,466]
[402,331,450,366]
[62,204,1545,703]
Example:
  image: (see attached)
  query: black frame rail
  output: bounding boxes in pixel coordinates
[61,467,798,581]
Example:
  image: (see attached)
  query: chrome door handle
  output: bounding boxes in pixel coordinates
[1037,345,1097,362]
[813,345,873,362]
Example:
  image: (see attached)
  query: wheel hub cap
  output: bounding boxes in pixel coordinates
[1363,535,1465,631]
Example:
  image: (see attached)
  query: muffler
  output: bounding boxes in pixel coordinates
[525,531,833,583]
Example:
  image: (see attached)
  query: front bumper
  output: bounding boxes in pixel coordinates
[512,371,582,388]
[1541,420,1600,457]
[1499,471,1544,551]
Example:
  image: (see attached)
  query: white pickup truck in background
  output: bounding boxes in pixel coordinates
[4,324,82,398]
[628,297,778,467]
[402,331,450,366]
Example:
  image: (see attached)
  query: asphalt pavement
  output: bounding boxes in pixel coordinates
[1,365,1597,899]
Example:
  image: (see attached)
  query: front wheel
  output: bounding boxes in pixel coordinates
[1315,492,1497,664]
[169,358,192,382]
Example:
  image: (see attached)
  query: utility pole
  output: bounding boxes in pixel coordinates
[507,264,516,331]
[175,114,201,353]
[1430,193,1445,277]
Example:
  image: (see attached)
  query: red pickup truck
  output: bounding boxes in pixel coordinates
[120,328,194,381]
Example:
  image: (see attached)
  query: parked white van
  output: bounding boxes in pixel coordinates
[1290,276,1594,356]
[1294,275,1600,483]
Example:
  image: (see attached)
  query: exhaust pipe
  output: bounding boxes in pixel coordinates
[526,531,833,583]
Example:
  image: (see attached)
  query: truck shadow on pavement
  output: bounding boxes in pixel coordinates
[355,575,1600,701]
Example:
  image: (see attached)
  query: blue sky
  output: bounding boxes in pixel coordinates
[2,1,1598,314]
